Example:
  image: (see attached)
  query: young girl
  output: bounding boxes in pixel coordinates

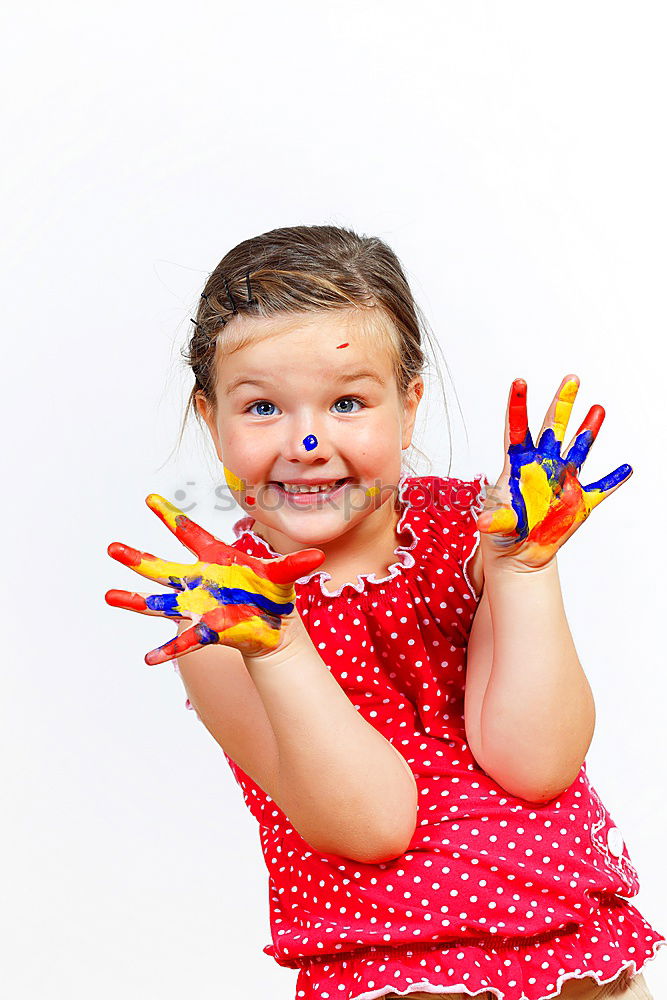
[106,225,665,1000]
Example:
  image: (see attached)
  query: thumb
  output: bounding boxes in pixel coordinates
[477,506,518,536]
[264,547,327,584]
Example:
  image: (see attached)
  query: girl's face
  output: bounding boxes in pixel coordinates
[196,309,423,552]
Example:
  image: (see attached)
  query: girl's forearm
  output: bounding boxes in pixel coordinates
[467,558,595,802]
[243,619,418,863]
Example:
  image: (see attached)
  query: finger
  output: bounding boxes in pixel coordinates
[105,589,190,619]
[188,553,307,607]
[146,494,223,560]
[562,405,605,470]
[107,541,190,589]
[262,547,326,585]
[508,378,531,451]
[535,375,579,453]
[144,607,282,665]
[477,506,518,536]
[581,463,633,513]
[145,621,217,666]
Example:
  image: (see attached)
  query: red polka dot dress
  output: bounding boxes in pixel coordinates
[179,474,666,1000]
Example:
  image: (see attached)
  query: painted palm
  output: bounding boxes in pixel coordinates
[477,376,632,568]
[106,495,325,664]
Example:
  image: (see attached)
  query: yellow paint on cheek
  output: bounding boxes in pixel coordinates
[520,463,553,530]
[224,466,244,492]
[553,379,579,442]
[365,486,380,498]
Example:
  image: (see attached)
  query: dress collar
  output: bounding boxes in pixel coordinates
[231,473,420,599]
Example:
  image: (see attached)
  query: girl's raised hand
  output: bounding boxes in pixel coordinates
[105,495,325,664]
[477,375,632,570]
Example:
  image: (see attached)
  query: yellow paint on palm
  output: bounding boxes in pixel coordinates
[172,587,217,616]
[197,560,296,604]
[553,379,579,442]
[168,560,295,631]
[224,466,244,492]
[220,618,281,651]
[582,488,605,515]
[120,544,296,618]
[519,462,553,531]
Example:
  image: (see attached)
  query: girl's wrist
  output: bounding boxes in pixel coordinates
[479,535,558,579]
[241,610,309,667]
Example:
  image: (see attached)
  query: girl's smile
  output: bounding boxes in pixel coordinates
[268,478,352,503]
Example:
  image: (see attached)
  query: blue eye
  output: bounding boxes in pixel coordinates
[245,399,275,417]
[244,396,366,417]
[334,396,365,413]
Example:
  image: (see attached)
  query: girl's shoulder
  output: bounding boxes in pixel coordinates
[403,472,488,589]
[400,472,488,524]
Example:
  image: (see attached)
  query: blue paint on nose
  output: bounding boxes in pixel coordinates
[303,434,318,451]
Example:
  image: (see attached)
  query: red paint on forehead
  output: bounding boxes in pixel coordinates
[336,342,349,349]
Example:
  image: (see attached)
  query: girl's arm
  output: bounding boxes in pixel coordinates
[177,615,418,864]
[107,494,417,864]
[240,611,419,863]
[464,550,596,803]
[462,374,627,803]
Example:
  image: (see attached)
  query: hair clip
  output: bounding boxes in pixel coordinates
[200,292,209,302]
[245,270,257,305]
[223,277,238,314]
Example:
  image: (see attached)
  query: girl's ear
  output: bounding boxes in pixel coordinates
[401,376,424,450]
[195,391,224,462]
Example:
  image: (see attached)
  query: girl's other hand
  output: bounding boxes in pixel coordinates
[477,375,632,570]
[105,495,325,664]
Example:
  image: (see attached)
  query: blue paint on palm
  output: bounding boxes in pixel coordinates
[147,586,294,618]
[194,623,220,645]
[303,434,318,451]
[206,585,295,616]
[507,427,569,542]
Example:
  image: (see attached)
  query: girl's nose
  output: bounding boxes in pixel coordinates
[283,422,333,463]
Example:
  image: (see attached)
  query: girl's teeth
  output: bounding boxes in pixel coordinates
[281,480,342,494]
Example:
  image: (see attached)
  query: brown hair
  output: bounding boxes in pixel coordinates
[179,224,453,475]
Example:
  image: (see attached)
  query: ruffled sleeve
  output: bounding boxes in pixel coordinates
[404,472,490,649]
[440,471,490,602]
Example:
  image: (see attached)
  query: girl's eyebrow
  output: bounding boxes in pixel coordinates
[226,370,385,394]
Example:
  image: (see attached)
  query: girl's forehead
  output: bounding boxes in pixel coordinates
[216,308,398,381]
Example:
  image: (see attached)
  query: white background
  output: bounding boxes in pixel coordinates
[2,2,666,998]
